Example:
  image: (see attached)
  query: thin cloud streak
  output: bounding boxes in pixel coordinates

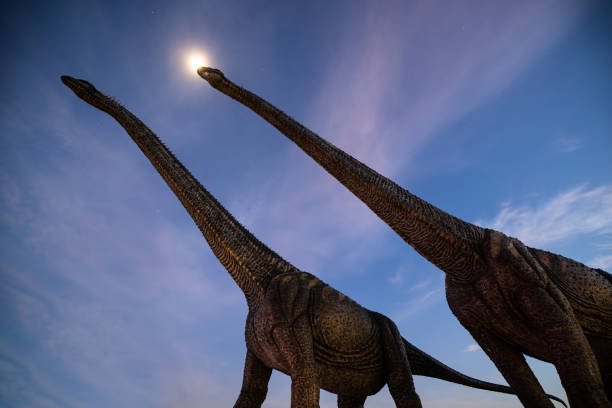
[476,184,612,249]
[393,286,444,322]
[308,0,586,177]
[408,279,432,293]
[387,269,404,286]
[464,344,482,352]
[590,255,612,270]
[558,137,583,153]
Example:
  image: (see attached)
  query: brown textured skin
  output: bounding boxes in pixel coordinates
[59,75,565,408]
[197,67,612,408]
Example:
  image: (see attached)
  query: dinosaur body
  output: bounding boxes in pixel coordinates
[197,67,611,408]
[60,75,566,408]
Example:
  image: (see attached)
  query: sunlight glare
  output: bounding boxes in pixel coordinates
[187,53,208,73]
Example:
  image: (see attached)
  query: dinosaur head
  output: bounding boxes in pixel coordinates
[197,67,227,88]
[61,75,118,111]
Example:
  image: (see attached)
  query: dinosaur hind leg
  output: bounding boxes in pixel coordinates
[374,313,422,408]
[337,394,367,408]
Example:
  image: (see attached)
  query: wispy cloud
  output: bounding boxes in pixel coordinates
[476,184,612,248]
[393,288,443,322]
[387,269,404,286]
[590,255,612,270]
[392,275,445,322]
[408,279,432,293]
[557,137,583,153]
[226,165,386,275]
[464,344,482,352]
[307,0,587,177]
[387,263,415,286]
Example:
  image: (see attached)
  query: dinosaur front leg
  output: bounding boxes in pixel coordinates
[234,350,273,408]
[500,242,609,407]
[479,230,608,406]
[375,313,422,408]
[515,286,610,408]
[337,394,366,408]
[547,326,610,408]
[273,315,320,408]
[467,326,556,408]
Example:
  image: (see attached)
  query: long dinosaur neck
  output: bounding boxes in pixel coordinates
[199,68,487,281]
[63,77,297,308]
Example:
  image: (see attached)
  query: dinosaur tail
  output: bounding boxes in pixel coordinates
[403,338,567,407]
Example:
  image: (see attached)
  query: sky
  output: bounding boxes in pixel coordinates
[1,0,611,407]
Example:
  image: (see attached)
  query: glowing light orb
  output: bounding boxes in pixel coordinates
[187,53,208,72]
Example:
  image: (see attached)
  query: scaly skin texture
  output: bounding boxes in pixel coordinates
[60,75,567,408]
[198,67,612,408]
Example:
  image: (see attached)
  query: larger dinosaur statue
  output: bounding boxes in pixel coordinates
[60,75,568,408]
[197,67,612,408]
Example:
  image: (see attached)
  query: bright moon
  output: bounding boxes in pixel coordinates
[187,53,207,72]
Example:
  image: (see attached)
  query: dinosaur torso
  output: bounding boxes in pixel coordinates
[246,272,387,396]
[445,261,556,361]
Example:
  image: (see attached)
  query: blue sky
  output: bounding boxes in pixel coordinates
[1,0,611,407]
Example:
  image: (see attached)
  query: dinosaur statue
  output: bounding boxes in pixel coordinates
[197,67,612,408]
[60,75,567,408]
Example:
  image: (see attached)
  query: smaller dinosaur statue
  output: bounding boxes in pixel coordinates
[197,67,611,408]
[61,75,566,408]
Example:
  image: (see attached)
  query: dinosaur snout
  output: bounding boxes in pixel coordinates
[61,75,78,88]
[197,67,226,85]
[61,75,88,97]
[61,75,91,94]
[61,75,106,105]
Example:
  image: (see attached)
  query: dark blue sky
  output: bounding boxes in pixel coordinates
[1,1,611,407]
